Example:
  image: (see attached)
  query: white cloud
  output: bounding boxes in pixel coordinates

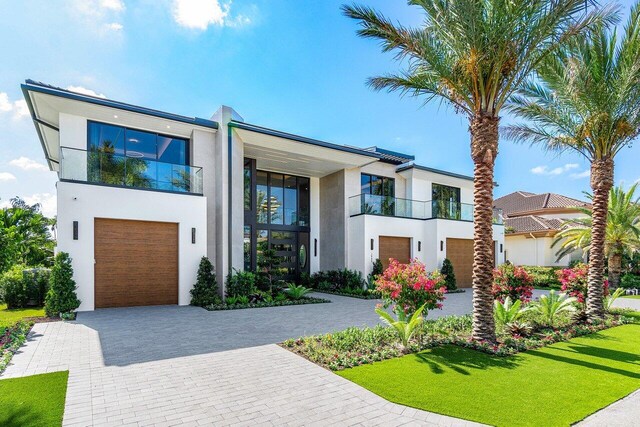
[0,93,30,119]
[66,85,107,98]
[173,0,228,29]
[100,0,125,11]
[531,163,579,176]
[22,193,57,217]
[0,172,16,182]
[105,22,123,31]
[9,157,48,172]
[570,169,591,179]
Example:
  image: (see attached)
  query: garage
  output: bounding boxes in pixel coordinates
[94,218,178,308]
[379,236,411,269]
[446,238,496,288]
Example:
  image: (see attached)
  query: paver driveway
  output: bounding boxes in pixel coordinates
[2,292,486,427]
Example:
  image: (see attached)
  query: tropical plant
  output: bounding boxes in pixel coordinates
[494,297,529,326]
[621,273,640,289]
[492,264,534,303]
[440,258,457,291]
[225,296,239,306]
[225,270,257,298]
[556,263,609,307]
[190,257,220,307]
[45,252,81,318]
[284,284,312,300]
[343,0,607,342]
[553,184,640,288]
[236,295,250,305]
[531,291,577,327]
[375,258,445,319]
[604,287,626,311]
[0,197,55,272]
[375,303,426,351]
[506,4,640,321]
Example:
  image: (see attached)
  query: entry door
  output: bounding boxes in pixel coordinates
[379,236,411,269]
[94,218,178,308]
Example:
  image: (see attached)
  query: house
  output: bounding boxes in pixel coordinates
[494,191,589,267]
[22,79,504,311]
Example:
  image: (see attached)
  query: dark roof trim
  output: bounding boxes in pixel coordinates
[397,164,474,181]
[229,120,382,159]
[371,147,415,164]
[22,80,219,130]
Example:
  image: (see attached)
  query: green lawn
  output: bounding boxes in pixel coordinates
[622,295,640,299]
[338,325,640,427]
[0,304,45,329]
[0,371,68,427]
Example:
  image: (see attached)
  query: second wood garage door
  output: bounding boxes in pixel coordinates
[379,236,411,269]
[94,219,178,308]
[446,238,496,288]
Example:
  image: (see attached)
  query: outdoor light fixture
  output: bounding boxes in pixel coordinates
[440,241,444,251]
[73,221,78,240]
[191,228,196,244]
[314,238,318,256]
[500,244,503,253]
[418,241,421,252]
[370,238,374,251]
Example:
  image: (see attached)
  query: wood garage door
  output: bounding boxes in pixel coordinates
[94,219,178,308]
[379,236,411,269]
[446,238,496,288]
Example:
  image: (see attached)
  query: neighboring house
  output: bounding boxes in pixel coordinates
[494,191,589,267]
[22,80,504,311]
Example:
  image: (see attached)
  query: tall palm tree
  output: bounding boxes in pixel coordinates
[553,184,640,288]
[343,0,608,342]
[506,4,640,320]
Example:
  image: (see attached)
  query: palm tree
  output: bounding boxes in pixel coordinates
[342,0,608,342]
[506,5,640,320]
[553,184,640,288]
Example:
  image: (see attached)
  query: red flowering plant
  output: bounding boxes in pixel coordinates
[556,263,609,305]
[492,264,534,303]
[375,258,446,319]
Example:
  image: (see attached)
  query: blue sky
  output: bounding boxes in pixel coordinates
[1,0,639,216]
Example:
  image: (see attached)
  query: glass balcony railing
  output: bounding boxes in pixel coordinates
[349,193,503,224]
[59,147,203,195]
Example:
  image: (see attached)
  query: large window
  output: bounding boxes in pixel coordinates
[361,173,395,216]
[87,121,190,192]
[432,183,461,219]
[254,171,309,227]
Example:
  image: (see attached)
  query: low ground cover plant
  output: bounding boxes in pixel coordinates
[0,321,32,373]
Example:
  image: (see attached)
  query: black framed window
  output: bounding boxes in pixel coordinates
[361,174,394,197]
[432,183,461,219]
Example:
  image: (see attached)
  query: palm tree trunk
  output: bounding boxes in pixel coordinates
[587,158,614,321]
[470,114,499,343]
[608,252,622,289]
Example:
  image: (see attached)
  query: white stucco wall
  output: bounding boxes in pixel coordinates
[505,234,583,267]
[56,182,207,311]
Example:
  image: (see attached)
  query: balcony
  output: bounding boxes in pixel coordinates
[59,147,203,195]
[348,194,503,224]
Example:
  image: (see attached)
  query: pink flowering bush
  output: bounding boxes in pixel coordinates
[556,263,609,305]
[492,264,534,303]
[375,258,446,318]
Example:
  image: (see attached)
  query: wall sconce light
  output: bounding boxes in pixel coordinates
[500,244,503,253]
[370,238,374,251]
[191,228,196,244]
[418,241,422,252]
[314,238,318,257]
[440,240,444,251]
[73,221,78,240]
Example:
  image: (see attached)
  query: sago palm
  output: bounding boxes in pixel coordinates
[553,184,640,288]
[343,0,609,341]
[507,5,640,320]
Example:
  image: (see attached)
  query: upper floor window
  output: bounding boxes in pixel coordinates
[361,174,394,197]
[87,121,192,192]
[432,183,461,219]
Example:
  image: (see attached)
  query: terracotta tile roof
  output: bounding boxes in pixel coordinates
[494,191,588,217]
[505,215,565,233]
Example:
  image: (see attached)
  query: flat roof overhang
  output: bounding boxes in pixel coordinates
[230,121,381,177]
[22,80,219,171]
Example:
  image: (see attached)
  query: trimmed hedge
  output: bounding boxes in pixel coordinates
[520,266,562,289]
[314,289,381,299]
[0,266,50,309]
[205,296,330,311]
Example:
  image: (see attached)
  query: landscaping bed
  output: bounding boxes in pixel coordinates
[0,321,33,373]
[205,296,330,310]
[0,371,68,427]
[313,289,381,299]
[337,324,640,427]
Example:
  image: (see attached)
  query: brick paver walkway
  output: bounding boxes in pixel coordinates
[2,293,485,427]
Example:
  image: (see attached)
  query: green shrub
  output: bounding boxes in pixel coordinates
[284,284,312,300]
[45,252,80,317]
[190,257,220,307]
[530,290,577,327]
[23,268,50,306]
[440,258,457,291]
[225,270,257,297]
[621,273,640,289]
[520,266,562,289]
[367,259,384,289]
[1,266,29,308]
[311,269,365,292]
